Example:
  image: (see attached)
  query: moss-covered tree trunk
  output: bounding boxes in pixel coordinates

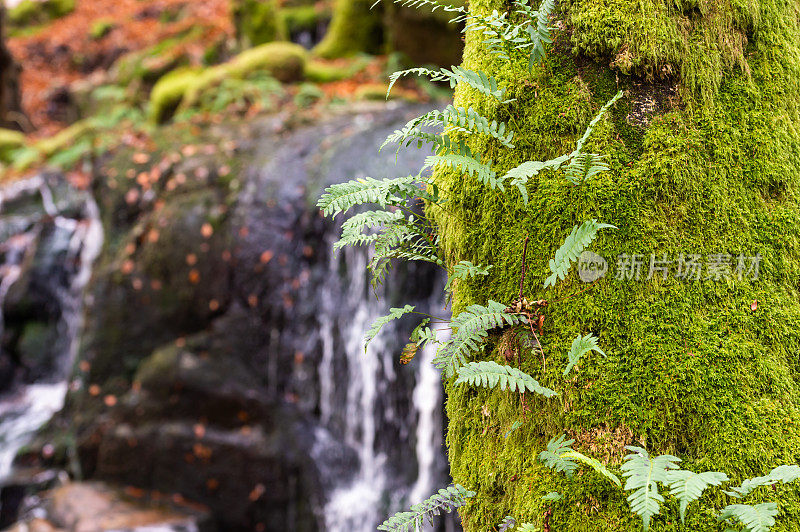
[434,0,800,530]
[0,5,23,130]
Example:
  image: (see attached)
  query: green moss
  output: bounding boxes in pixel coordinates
[232,0,284,48]
[89,19,115,40]
[148,68,201,124]
[34,120,93,157]
[304,57,367,82]
[0,128,26,163]
[431,0,800,530]
[312,0,384,58]
[8,0,74,26]
[279,5,329,35]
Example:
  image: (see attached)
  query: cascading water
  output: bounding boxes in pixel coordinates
[0,174,103,485]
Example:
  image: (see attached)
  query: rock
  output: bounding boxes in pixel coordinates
[3,518,60,532]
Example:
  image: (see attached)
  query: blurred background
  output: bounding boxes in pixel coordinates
[0,0,463,529]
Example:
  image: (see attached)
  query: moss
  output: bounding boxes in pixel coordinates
[305,57,366,82]
[89,19,115,40]
[8,0,74,26]
[34,120,93,157]
[279,5,329,35]
[312,0,384,58]
[148,68,201,124]
[0,128,26,163]
[431,0,800,530]
[232,0,284,48]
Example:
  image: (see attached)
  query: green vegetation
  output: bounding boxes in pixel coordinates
[232,0,283,47]
[313,0,383,58]
[149,67,201,124]
[8,0,74,27]
[89,18,115,40]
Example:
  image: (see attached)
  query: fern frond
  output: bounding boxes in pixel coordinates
[538,435,578,477]
[501,153,569,204]
[544,219,616,288]
[365,305,416,350]
[541,492,563,501]
[666,470,728,523]
[723,464,800,498]
[334,209,406,249]
[424,153,504,191]
[573,91,624,155]
[528,0,556,68]
[498,516,516,531]
[445,261,493,290]
[517,525,539,532]
[388,66,508,102]
[561,450,621,487]
[455,361,557,396]
[432,301,524,378]
[564,153,610,185]
[317,175,419,217]
[402,320,437,364]
[378,0,466,16]
[377,484,475,532]
[718,503,779,532]
[444,105,514,148]
[563,333,606,376]
[621,446,681,532]
[504,420,524,438]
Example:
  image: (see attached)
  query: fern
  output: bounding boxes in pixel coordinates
[498,515,516,531]
[501,154,570,204]
[723,465,800,498]
[424,153,504,191]
[665,470,729,523]
[388,65,509,102]
[563,333,606,376]
[621,446,681,532]
[445,261,493,290]
[517,525,539,532]
[432,301,524,378]
[402,319,438,364]
[455,361,557,397]
[377,484,475,531]
[544,219,616,288]
[541,492,563,501]
[538,435,579,477]
[378,0,465,15]
[564,153,610,185]
[528,0,555,68]
[718,503,779,532]
[561,450,622,487]
[504,420,524,438]
[365,305,416,350]
[573,91,624,155]
[334,209,406,249]
[317,175,420,217]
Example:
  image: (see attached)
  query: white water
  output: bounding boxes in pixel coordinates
[0,177,104,482]
[319,238,447,531]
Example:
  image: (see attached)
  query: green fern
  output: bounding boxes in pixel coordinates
[573,91,624,155]
[541,492,563,501]
[498,515,516,531]
[432,301,524,378]
[365,305,416,350]
[544,219,616,288]
[388,65,508,102]
[455,361,557,396]
[334,209,406,249]
[445,261,493,291]
[378,0,465,15]
[317,175,420,217]
[723,465,800,498]
[517,525,540,532]
[377,484,475,531]
[666,470,729,523]
[561,450,621,487]
[718,503,779,532]
[424,153,504,191]
[538,435,579,477]
[621,446,682,532]
[502,154,570,204]
[563,333,606,376]
[564,153,610,185]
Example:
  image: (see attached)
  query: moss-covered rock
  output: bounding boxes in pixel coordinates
[148,67,201,124]
[8,0,74,26]
[433,0,800,530]
[0,127,26,162]
[312,0,384,58]
[232,0,283,48]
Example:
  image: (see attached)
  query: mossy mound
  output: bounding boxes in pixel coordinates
[312,0,384,58]
[148,68,201,124]
[432,0,800,530]
[8,0,74,27]
[232,0,283,48]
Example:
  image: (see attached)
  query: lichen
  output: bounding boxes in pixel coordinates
[431,0,800,530]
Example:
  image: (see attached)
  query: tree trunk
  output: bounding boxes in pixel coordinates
[0,6,23,130]
[434,0,800,530]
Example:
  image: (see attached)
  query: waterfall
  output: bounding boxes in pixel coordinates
[0,175,103,484]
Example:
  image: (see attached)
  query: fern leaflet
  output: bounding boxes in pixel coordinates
[432,301,523,378]
[621,446,681,532]
[365,305,416,350]
[544,219,616,288]
[317,175,419,217]
[424,153,504,191]
[541,492,563,501]
[538,435,578,477]
[723,464,800,498]
[377,484,475,531]
[498,515,516,531]
[334,209,406,249]
[388,66,508,102]
[665,470,728,523]
[573,91,623,155]
[563,333,606,376]
[445,261,493,290]
[561,450,621,487]
[717,503,779,532]
[564,153,610,185]
[455,361,557,396]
